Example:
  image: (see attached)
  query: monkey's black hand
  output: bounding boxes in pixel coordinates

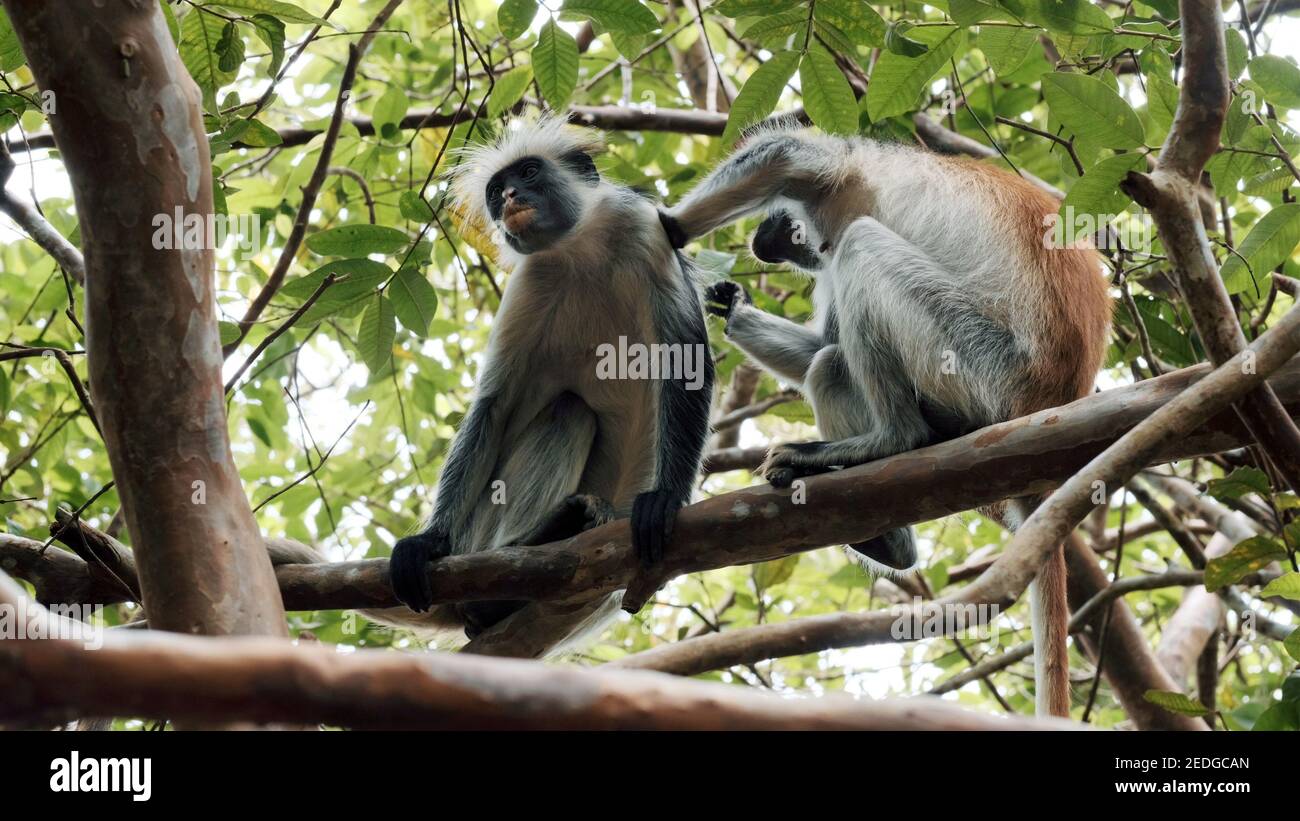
[658,209,688,249]
[631,489,683,569]
[703,280,749,322]
[389,529,452,612]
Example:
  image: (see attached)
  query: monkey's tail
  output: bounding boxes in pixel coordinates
[1003,499,1072,718]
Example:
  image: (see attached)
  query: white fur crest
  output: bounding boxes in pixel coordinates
[449,115,605,224]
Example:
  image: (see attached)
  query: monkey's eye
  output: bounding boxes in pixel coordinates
[520,161,540,181]
[487,182,503,201]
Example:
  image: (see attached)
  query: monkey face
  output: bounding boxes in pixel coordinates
[485,152,596,254]
[751,209,822,271]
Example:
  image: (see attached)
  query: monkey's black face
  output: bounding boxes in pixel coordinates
[485,152,598,254]
[751,210,822,271]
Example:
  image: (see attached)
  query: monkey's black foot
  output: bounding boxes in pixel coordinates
[848,527,918,572]
[760,441,835,488]
[457,600,527,639]
[658,209,688,249]
[389,529,452,613]
[702,280,749,321]
[522,493,616,545]
[631,489,683,569]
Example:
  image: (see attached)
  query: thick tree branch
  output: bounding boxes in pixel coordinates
[3,0,287,638]
[15,356,1300,616]
[608,302,1300,680]
[1121,0,1300,490]
[0,571,1079,731]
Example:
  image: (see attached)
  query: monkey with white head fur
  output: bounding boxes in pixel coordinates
[659,127,1112,716]
[387,117,714,658]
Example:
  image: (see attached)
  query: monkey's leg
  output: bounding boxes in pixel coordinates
[456,392,598,641]
[763,215,1008,480]
[791,343,919,572]
[391,388,513,612]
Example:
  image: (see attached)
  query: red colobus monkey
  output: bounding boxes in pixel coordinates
[387,117,714,658]
[659,128,1112,716]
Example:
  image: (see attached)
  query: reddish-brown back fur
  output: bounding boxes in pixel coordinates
[945,157,1113,417]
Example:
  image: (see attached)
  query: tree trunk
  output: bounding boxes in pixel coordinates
[3,0,287,638]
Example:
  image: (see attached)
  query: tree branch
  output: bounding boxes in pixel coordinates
[0,570,1080,731]
[1121,0,1300,491]
[3,0,287,639]
[15,356,1300,617]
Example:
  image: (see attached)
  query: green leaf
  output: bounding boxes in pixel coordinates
[1221,204,1300,296]
[0,10,24,72]
[1286,628,1300,662]
[1204,536,1288,592]
[1059,153,1144,220]
[372,85,409,141]
[814,0,886,47]
[239,119,283,147]
[752,554,800,590]
[1260,572,1300,602]
[498,0,539,39]
[865,27,963,122]
[533,20,579,110]
[488,65,533,118]
[218,321,242,346]
[800,44,858,135]
[1205,466,1272,501]
[884,22,929,57]
[305,224,408,257]
[215,21,245,74]
[180,7,237,112]
[357,293,396,371]
[282,258,393,300]
[714,0,803,16]
[1042,71,1145,149]
[722,51,800,143]
[1002,0,1115,35]
[399,191,435,223]
[1143,690,1211,717]
[389,267,439,336]
[250,14,286,78]
[561,0,659,35]
[949,0,1012,25]
[739,9,807,47]
[979,26,1038,76]
[210,0,334,26]
[1248,55,1300,110]
[1225,27,1248,81]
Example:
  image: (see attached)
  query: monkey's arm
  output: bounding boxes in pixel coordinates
[664,133,826,243]
[630,259,716,574]
[705,281,823,384]
[390,385,509,612]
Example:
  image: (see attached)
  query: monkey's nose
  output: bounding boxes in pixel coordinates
[503,186,518,201]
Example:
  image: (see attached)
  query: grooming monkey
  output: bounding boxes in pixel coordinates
[659,129,1112,716]
[387,117,714,658]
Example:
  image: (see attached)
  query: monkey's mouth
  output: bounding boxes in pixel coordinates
[502,201,536,234]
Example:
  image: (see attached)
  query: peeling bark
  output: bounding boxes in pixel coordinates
[2,0,286,637]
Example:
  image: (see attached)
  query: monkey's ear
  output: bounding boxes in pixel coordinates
[560,150,599,183]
